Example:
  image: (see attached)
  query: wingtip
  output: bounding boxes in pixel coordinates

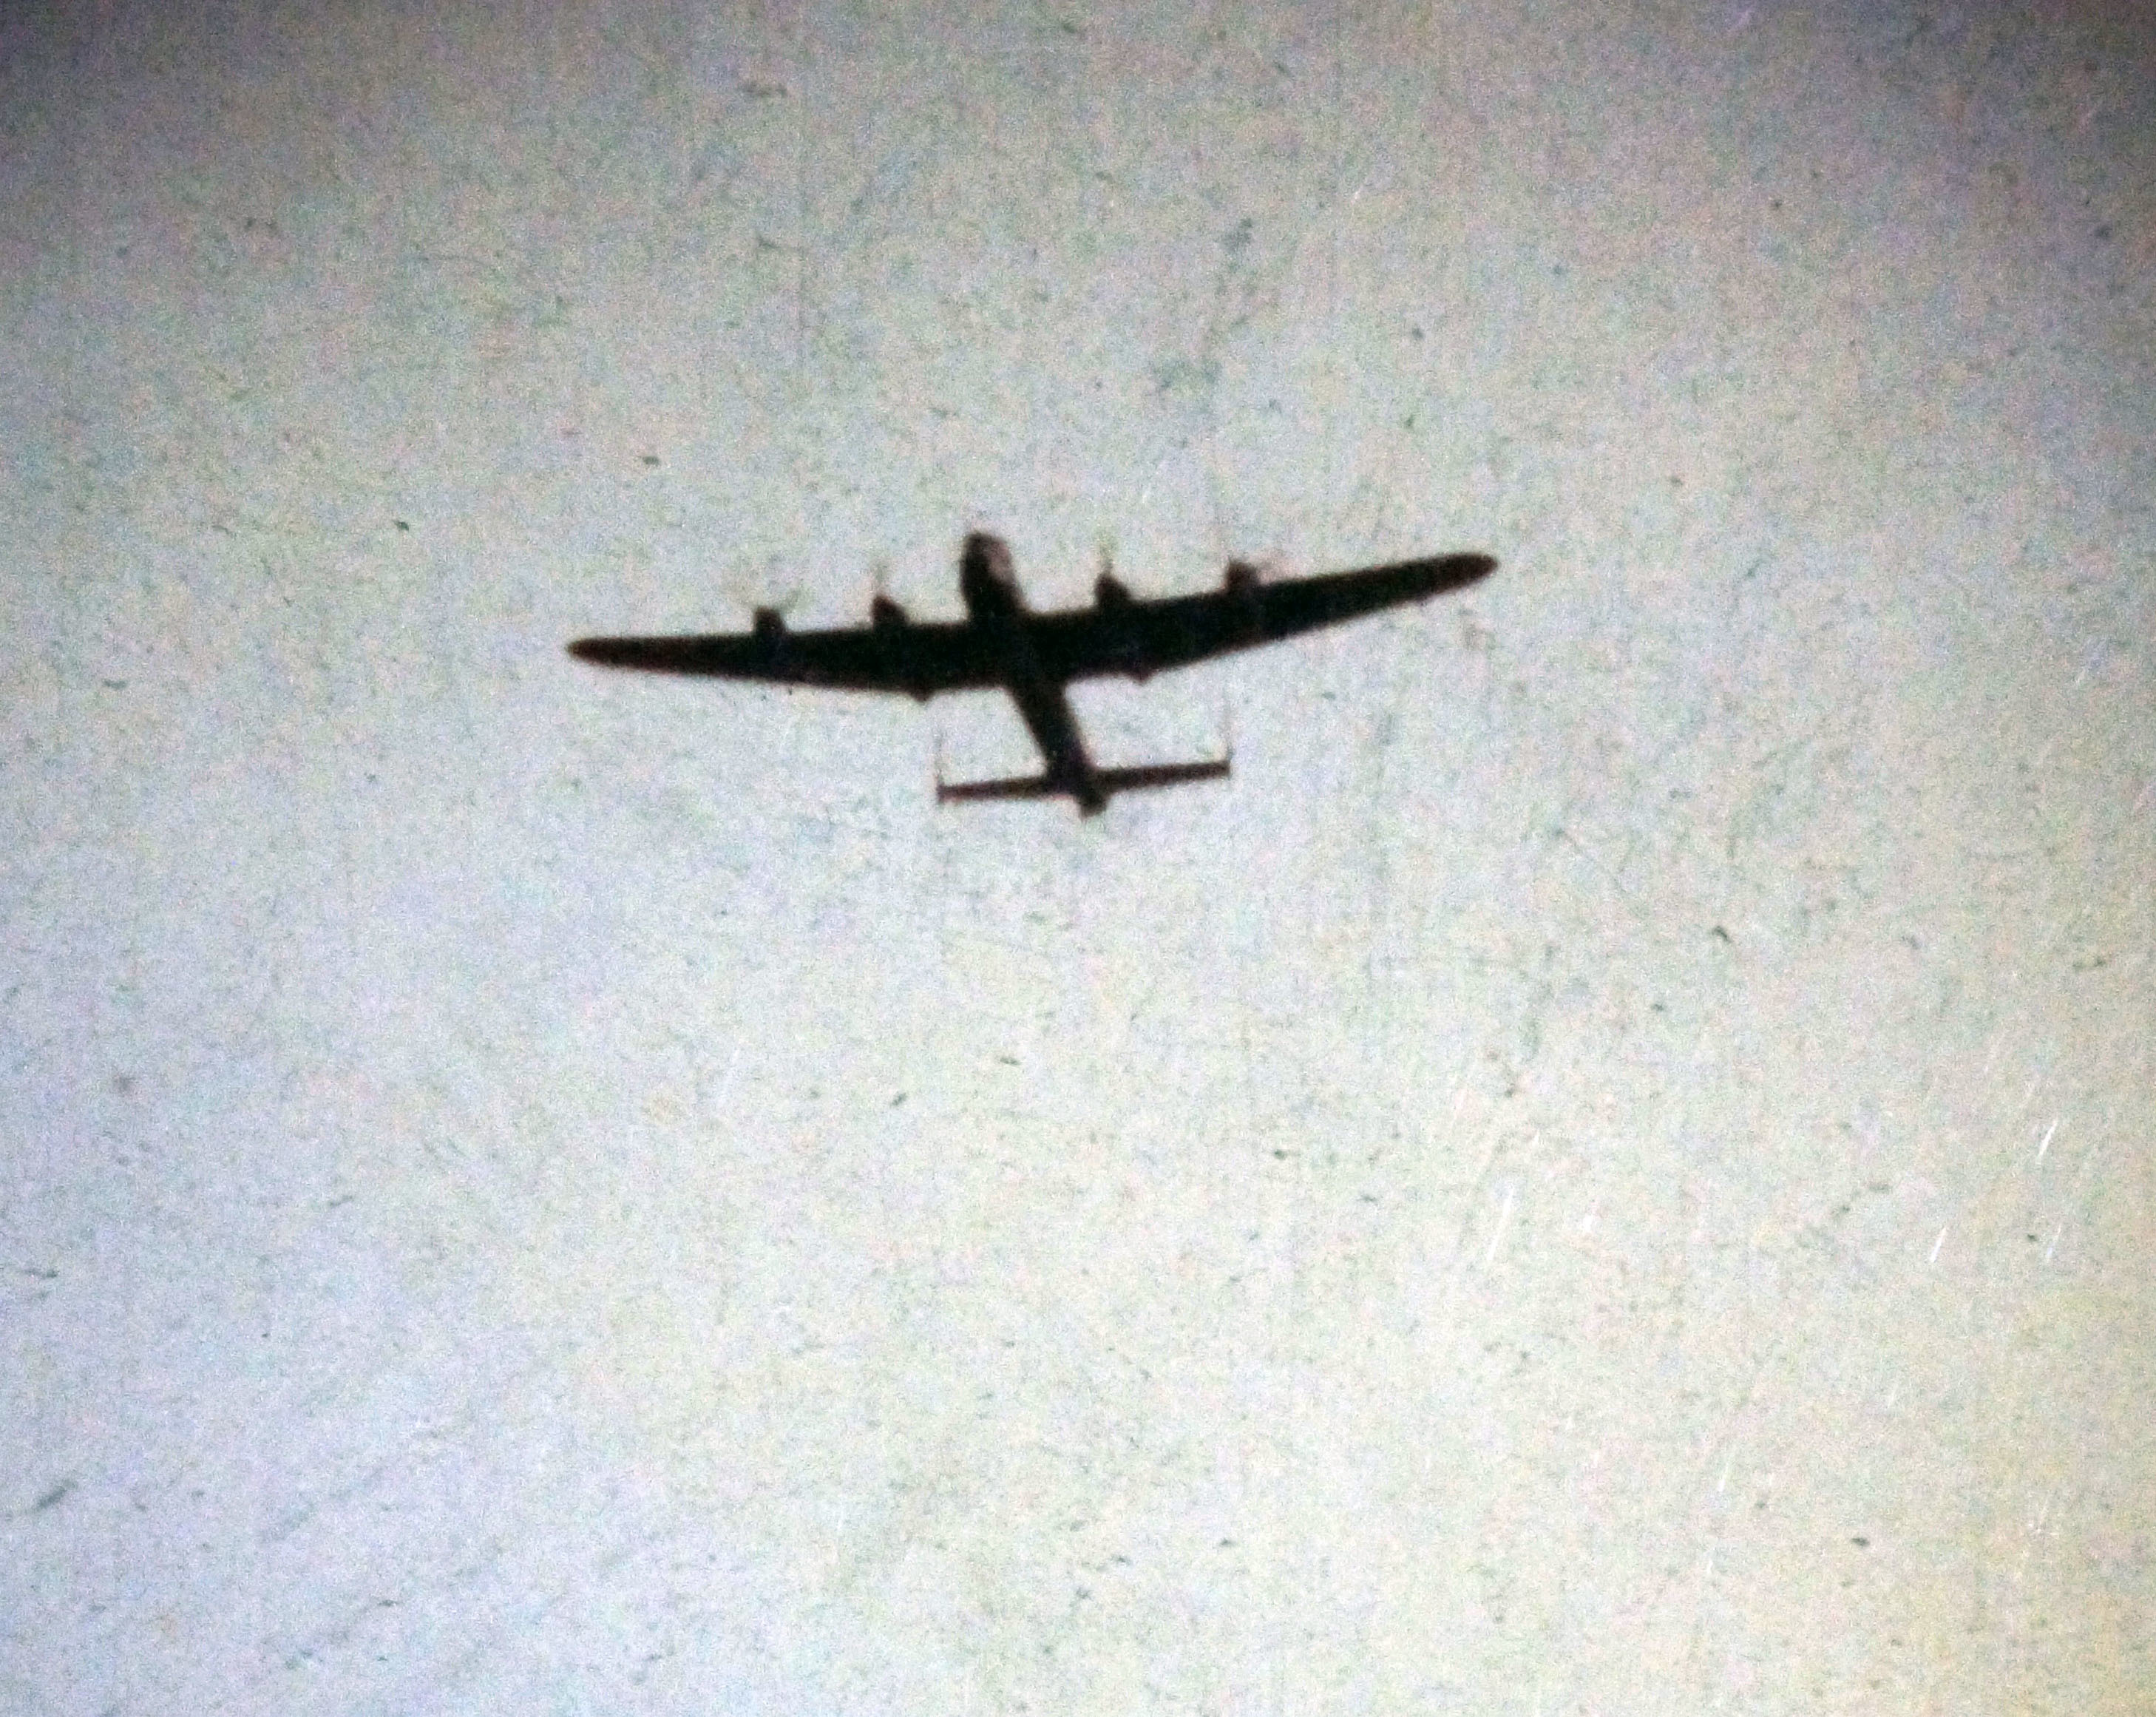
[1425,551,1499,595]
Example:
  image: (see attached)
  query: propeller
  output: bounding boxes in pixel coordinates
[869,558,908,628]
[1094,532,1133,609]
[723,560,803,635]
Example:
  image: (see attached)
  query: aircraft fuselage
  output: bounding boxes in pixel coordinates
[959,532,1110,813]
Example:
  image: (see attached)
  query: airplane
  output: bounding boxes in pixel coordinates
[569,532,1498,815]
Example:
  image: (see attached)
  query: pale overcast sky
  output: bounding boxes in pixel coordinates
[4,2,2151,1711]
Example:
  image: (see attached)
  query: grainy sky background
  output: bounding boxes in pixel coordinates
[4,1,2152,1711]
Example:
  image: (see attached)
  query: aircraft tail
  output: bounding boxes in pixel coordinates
[937,757,1230,810]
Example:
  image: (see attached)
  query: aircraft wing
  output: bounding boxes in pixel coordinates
[1031,552,1497,683]
[568,619,1000,697]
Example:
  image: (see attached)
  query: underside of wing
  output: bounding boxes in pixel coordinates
[1030,552,1497,683]
[569,619,999,697]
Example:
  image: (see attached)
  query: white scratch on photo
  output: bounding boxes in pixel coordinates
[1485,1182,1515,1267]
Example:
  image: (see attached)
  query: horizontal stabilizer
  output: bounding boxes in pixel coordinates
[936,771,1062,803]
[1094,758,1233,795]
[937,757,1230,807]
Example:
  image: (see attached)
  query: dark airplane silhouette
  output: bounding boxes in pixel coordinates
[569,532,1497,814]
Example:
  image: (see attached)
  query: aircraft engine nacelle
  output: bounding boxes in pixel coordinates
[1224,561,1261,595]
[871,594,909,630]
[753,606,787,638]
[1094,572,1133,611]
